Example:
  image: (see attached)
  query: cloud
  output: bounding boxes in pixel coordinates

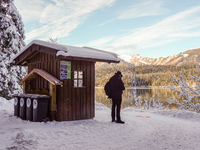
[87,36,116,47]
[99,0,167,26]
[14,0,46,23]
[90,5,200,54]
[15,0,116,41]
[116,0,167,20]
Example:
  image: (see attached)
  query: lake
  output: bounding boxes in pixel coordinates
[95,87,182,109]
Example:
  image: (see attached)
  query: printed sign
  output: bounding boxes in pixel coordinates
[60,61,71,80]
[33,99,38,109]
[20,98,24,107]
[14,97,18,106]
[27,98,31,108]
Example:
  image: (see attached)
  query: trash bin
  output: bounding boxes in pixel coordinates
[32,94,50,122]
[14,94,20,117]
[26,94,34,121]
[19,94,28,120]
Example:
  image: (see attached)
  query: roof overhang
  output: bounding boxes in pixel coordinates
[20,69,62,86]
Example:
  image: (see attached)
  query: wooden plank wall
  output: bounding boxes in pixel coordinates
[28,52,58,91]
[27,51,95,121]
[57,60,95,121]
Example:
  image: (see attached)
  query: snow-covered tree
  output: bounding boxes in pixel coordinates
[167,67,200,113]
[0,0,26,99]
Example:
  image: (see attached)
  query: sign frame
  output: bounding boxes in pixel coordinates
[60,61,71,80]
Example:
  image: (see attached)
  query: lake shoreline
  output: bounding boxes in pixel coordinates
[95,86,170,89]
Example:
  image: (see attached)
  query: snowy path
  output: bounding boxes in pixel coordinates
[122,109,200,150]
[1,99,200,150]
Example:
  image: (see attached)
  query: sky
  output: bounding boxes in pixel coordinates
[14,0,200,58]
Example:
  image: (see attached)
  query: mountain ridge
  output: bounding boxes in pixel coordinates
[120,48,200,66]
[95,48,200,87]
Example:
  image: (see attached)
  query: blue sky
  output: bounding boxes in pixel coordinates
[15,0,200,58]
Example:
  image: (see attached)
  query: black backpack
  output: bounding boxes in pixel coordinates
[104,81,111,98]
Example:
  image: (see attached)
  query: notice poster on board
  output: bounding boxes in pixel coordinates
[60,61,71,80]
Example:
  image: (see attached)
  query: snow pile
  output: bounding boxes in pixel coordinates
[7,131,38,150]
[153,109,200,122]
[95,102,110,110]
[0,97,13,112]
[13,40,120,63]
[56,45,121,62]
[1,97,200,150]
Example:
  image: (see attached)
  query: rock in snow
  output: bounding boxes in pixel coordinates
[1,97,200,150]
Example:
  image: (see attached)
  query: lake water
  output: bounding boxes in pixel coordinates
[95,87,182,109]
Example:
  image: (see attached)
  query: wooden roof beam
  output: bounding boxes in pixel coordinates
[19,69,62,86]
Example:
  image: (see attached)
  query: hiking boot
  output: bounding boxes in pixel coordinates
[111,119,116,122]
[116,120,125,124]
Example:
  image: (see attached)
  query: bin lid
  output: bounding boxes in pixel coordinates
[13,93,29,97]
[13,94,19,97]
[13,93,50,98]
[30,94,50,99]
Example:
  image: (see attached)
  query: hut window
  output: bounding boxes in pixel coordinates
[74,71,84,87]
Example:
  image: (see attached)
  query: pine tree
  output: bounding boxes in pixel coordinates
[0,0,26,99]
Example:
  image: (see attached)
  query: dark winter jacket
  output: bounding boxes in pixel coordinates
[109,74,125,100]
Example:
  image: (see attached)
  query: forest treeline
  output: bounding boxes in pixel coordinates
[95,64,200,87]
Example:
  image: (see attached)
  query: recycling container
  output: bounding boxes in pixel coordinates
[14,94,20,117]
[19,94,29,120]
[26,94,34,121]
[32,94,50,122]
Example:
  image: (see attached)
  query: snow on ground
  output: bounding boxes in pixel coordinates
[1,97,200,150]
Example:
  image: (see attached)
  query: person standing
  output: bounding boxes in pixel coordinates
[109,71,125,124]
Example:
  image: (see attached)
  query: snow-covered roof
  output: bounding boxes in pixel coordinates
[13,40,120,63]
[19,68,62,85]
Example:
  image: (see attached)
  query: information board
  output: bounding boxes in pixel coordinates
[60,61,71,80]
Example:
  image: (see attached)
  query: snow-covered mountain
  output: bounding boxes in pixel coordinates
[119,48,200,66]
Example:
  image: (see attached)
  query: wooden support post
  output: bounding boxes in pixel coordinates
[23,81,28,93]
[49,83,57,121]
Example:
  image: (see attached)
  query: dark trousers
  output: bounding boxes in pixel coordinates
[111,98,122,121]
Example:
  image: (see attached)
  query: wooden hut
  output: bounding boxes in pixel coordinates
[12,40,120,121]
